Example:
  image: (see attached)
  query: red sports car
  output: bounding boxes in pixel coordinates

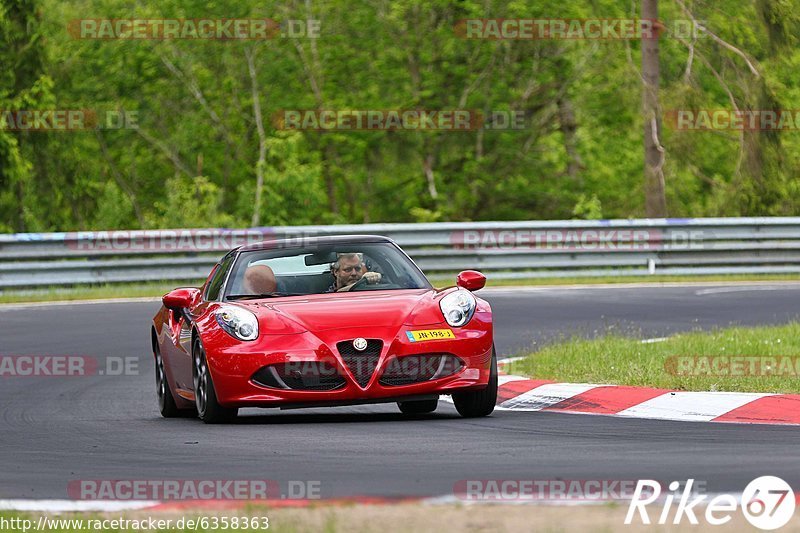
[151,235,496,423]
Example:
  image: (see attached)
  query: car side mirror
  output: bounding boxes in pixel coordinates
[162,288,200,310]
[456,270,486,291]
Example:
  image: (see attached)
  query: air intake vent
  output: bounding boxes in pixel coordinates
[252,362,346,391]
[379,354,464,386]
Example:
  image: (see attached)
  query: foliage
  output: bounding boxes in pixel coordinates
[1,0,799,231]
[572,194,603,220]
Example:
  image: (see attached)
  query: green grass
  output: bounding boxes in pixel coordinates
[1,273,798,305]
[506,323,800,394]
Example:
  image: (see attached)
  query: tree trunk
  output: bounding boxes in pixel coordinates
[423,153,438,200]
[557,96,583,184]
[642,0,667,217]
[245,46,267,227]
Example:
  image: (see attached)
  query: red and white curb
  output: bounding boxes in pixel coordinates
[3,493,800,512]
[0,500,160,512]
[0,497,426,513]
[479,372,800,425]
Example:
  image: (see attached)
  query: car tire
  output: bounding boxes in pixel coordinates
[397,398,439,415]
[193,338,238,424]
[452,345,497,418]
[155,347,185,418]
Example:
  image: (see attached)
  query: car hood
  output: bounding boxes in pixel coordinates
[255,289,442,332]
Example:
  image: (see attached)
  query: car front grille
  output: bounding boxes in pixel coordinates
[336,339,383,388]
[379,354,464,386]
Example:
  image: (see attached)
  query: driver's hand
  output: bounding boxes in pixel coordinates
[364,272,382,284]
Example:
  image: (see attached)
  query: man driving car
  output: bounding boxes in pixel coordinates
[328,252,382,292]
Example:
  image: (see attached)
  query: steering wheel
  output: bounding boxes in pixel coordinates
[338,276,370,292]
[349,276,370,291]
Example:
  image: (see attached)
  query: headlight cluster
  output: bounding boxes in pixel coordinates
[439,289,476,327]
[215,305,259,341]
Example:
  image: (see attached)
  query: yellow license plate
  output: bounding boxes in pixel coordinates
[405,329,456,342]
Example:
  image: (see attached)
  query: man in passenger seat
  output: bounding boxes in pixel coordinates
[243,264,278,294]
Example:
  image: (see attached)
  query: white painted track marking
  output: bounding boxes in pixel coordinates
[616,391,774,422]
[0,499,160,512]
[500,383,602,411]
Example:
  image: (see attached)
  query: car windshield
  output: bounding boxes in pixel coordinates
[224,242,432,298]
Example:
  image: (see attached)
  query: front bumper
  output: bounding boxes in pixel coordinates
[205,318,493,408]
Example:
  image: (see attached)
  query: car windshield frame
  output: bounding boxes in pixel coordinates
[222,241,433,300]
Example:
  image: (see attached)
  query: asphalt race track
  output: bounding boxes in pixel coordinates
[1,284,800,500]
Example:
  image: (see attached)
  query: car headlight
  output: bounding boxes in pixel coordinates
[439,289,476,327]
[215,305,259,341]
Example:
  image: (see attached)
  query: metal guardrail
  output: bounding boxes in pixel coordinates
[1,218,800,288]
